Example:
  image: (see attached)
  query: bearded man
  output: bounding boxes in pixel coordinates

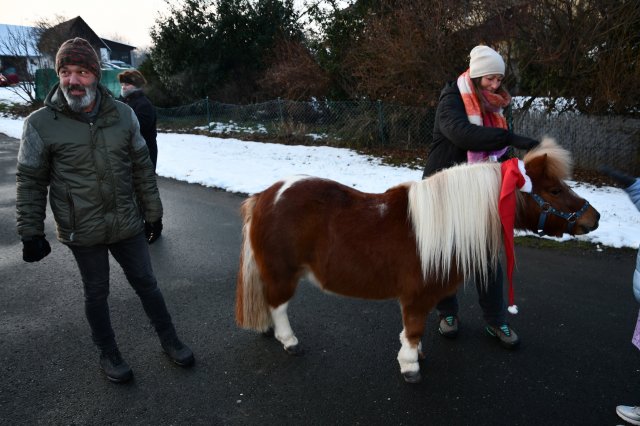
[15,38,194,383]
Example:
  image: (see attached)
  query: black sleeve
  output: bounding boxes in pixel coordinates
[132,98,157,144]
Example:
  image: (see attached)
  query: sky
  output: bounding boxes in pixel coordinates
[0,0,316,49]
[0,88,638,249]
[0,0,172,48]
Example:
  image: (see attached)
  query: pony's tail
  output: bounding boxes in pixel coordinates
[235,196,272,332]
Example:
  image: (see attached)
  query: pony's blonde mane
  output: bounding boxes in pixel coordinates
[408,162,503,286]
[524,137,573,179]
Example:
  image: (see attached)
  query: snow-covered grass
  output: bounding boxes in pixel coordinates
[193,120,269,135]
[0,86,33,105]
[511,96,577,114]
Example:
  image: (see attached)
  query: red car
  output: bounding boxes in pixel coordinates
[0,72,19,86]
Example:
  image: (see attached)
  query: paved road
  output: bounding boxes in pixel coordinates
[0,133,638,425]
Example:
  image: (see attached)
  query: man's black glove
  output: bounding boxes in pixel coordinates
[145,219,163,244]
[509,133,540,151]
[599,165,636,188]
[22,236,51,262]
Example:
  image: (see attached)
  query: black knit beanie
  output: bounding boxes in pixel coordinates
[55,38,101,80]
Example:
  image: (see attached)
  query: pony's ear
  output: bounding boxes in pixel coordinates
[524,153,548,179]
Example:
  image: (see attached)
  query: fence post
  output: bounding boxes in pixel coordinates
[206,96,211,131]
[377,99,386,145]
[278,97,284,124]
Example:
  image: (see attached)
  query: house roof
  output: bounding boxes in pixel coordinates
[0,24,40,57]
[1,17,136,61]
[49,16,111,51]
[102,38,136,51]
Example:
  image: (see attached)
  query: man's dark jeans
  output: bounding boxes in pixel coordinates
[436,261,507,327]
[69,232,175,352]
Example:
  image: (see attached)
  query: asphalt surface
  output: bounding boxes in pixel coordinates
[0,132,638,425]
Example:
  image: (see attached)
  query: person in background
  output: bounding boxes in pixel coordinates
[118,69,157,170]
[602,168,640,426]
[422,44,540,348]
[118,69,162,244]
[16,38,193,384]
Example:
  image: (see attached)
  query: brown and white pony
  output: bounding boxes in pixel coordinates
[235,138,600,383]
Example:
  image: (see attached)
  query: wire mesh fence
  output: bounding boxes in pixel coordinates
[157,98,640,174]
[512,111,640,174]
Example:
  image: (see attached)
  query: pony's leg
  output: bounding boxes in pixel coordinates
[270,302,304,355]
[397,304,428,384]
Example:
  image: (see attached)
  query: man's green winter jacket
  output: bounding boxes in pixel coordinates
[16,83,162,246]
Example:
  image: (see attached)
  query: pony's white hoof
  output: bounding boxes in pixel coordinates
[284,344,305,356]
[402,371,422,383]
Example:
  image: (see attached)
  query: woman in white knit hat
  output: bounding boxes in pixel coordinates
[422,44,540,349]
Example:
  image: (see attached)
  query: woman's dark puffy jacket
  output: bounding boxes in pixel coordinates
[122,90,157,166]
[422,82,537,178]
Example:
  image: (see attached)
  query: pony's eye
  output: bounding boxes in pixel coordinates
[550,188,562,196]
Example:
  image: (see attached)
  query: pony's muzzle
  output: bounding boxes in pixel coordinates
[574,208,600,235]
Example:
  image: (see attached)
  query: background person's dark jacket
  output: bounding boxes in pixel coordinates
[422,82,527,178]
[122,90,158,169]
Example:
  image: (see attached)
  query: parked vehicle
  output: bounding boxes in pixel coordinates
[103,60,132,70]
[0,72,19,86]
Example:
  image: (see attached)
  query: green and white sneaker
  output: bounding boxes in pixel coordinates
[438,315,458,338]
[485,324,520,349]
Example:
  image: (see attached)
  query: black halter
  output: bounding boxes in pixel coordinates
[530,193,591,236]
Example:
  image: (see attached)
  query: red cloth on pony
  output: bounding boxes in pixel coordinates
[500,158,532,314]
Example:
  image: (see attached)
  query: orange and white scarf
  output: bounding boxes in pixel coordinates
[457,69,511,163]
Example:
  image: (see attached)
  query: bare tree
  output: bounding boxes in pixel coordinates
[34,15,72,60]
[307,0,638,115]
[511,0,640,115]
[0,16,74,106]
[0,24,47,104]
[340,0,506,106]
[258,37,331,100]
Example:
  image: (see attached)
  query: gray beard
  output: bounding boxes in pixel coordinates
[61,82,98,112]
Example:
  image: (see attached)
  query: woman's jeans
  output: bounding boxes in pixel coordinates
[436,261,507,327]
[69,232,175,352]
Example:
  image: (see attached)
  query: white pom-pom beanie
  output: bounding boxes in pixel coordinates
[469,45,505,78]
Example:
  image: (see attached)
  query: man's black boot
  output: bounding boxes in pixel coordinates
[160,334,195,367]
[99,347,133,383]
